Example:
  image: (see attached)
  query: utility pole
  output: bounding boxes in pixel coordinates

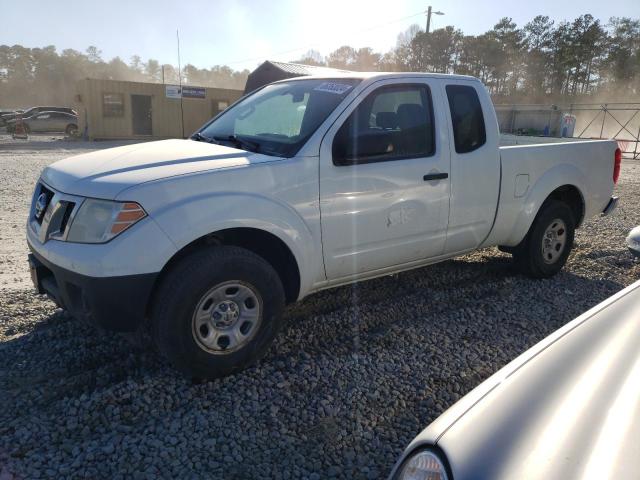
[177,28,185,139]
[425,6,445,34]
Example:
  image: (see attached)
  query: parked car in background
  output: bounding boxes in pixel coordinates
[6,111,78,134]
[26,73,619,379]
[0,108,22,125]
[1,106,76,125]
[389,279,640,480]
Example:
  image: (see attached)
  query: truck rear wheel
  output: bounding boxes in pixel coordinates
[513,200,575,278]
[151,246,285,379]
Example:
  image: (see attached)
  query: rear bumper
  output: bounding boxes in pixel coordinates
[28,249,157,332]
[602,196,618,216]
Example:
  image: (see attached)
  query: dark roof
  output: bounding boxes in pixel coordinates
[265,60,352,76]
[244,60,353,93]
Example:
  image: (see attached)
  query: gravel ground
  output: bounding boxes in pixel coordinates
[1,136,639,479]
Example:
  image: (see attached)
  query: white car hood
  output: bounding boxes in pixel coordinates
[41,139,280,199]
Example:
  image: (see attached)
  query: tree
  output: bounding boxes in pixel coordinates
[160,64,179,84]
[568,14,607,94]
[487,17,525,96]
[85,46,103,63]
[523,16,554,97]
[145,59,161,83]
[351,48,380,71]
[378,50,400,72]
[294,49,325,66]
[394,24,421,70]
[327,46,356,69]
[603,17,640,94]
[409,26,462,73]
[108,56,132,81]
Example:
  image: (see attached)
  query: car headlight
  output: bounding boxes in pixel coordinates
[396,449,449,480]
[67,199,146,243]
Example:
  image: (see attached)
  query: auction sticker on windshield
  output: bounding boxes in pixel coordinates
[313,82,353,95]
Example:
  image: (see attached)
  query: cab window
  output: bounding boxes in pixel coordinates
[332,84,435,166]
[446,85,486,154]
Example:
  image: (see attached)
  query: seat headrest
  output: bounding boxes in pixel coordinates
[397,104,427,129]
[375,111,398,129]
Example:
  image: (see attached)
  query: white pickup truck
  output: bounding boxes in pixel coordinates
[27,73,620,379]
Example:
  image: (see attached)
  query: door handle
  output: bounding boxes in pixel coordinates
[423,173,449,181]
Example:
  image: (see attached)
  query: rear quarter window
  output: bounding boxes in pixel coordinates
[446,85,486,154]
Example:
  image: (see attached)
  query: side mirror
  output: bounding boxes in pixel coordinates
[332,130,392,166]
[332,124,351,165]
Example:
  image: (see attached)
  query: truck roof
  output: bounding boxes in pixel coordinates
[274,71,481,84]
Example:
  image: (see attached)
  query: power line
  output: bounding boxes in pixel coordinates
[220,10,426,67]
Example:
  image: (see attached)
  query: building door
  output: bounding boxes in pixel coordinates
[131,94,152,135]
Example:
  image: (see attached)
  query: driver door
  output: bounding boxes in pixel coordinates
[319,78,451,282]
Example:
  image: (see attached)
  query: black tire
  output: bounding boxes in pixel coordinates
[65,124,78,135]
[151,246,285,380]
[513,200,575,278]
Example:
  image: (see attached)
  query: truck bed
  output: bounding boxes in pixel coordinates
[482,139,617,248]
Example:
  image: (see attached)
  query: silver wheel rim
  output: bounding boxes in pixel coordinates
[541,218,567,264]
[191,281,262,354]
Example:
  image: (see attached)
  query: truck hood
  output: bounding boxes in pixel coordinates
[397,280,640,479]
[41,139,281,199]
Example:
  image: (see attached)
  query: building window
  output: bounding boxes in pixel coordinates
[213,100,229,115]
[103,93,124,117]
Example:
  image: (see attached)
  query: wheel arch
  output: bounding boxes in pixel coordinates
[545,184,585,227]
[149,227,302,312]
[503,182,586,248]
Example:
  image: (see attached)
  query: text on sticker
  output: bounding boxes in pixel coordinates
[313,82,353,95]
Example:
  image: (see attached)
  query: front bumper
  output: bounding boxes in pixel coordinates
[28,249,157,332]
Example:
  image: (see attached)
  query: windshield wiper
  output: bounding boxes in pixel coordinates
[191,132,213,142]
[213,135,260,153]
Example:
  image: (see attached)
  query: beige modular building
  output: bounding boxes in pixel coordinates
[75,78,243,140]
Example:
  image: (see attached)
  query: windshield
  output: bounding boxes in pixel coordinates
[198,78,362,157]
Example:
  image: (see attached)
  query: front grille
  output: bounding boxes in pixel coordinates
[58,201,76,233]
[30,182,83,243]
[35,184,55,225]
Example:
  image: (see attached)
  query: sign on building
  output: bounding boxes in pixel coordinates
[182,87,206,99]
[165,85,181,99]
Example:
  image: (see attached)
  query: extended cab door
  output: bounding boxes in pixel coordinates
[319,78,451,281]
[442,80,501,253]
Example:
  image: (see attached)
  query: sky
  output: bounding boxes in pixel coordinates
[2,0,639,72]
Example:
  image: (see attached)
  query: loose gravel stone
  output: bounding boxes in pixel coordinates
[1,135,639,479]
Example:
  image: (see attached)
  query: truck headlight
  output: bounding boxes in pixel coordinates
[396,449,449,480]
[67,199,146,243]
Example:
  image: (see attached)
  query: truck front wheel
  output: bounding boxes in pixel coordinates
[151,246,285,380]
[513,200,575,278]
